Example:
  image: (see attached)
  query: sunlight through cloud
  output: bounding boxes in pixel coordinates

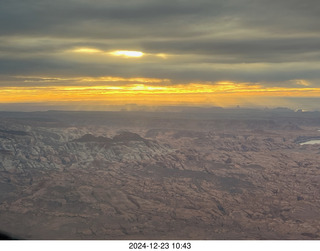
[110,50,144,58]
[71,47,103,53]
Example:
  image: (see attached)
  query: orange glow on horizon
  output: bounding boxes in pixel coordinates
[15,75,170,84]
[2,78,320,107]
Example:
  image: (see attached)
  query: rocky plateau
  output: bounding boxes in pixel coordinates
[0,109,319,240]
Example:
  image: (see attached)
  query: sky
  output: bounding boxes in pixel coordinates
[1,0,320,111]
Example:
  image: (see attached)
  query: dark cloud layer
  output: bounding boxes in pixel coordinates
[2,0,320,37]
[1,0,320,86]
[142,37,320,63]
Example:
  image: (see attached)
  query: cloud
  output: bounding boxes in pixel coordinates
[1,0,318,40]
[141,36,320,63]
[1,0,320,109]
[0,0,215,38]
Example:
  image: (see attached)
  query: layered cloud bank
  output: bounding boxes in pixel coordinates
[1,0,320,110]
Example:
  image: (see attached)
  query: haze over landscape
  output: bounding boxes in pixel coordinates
[1,0,320,241]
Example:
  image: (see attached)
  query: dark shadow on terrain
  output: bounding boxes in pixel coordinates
[0,230,22,240]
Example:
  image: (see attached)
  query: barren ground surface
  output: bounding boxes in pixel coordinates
[0,109,319,239]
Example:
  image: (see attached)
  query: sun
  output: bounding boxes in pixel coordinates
[110,50,144,58]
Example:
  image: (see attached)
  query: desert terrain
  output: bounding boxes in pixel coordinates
[0,108,319,239]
